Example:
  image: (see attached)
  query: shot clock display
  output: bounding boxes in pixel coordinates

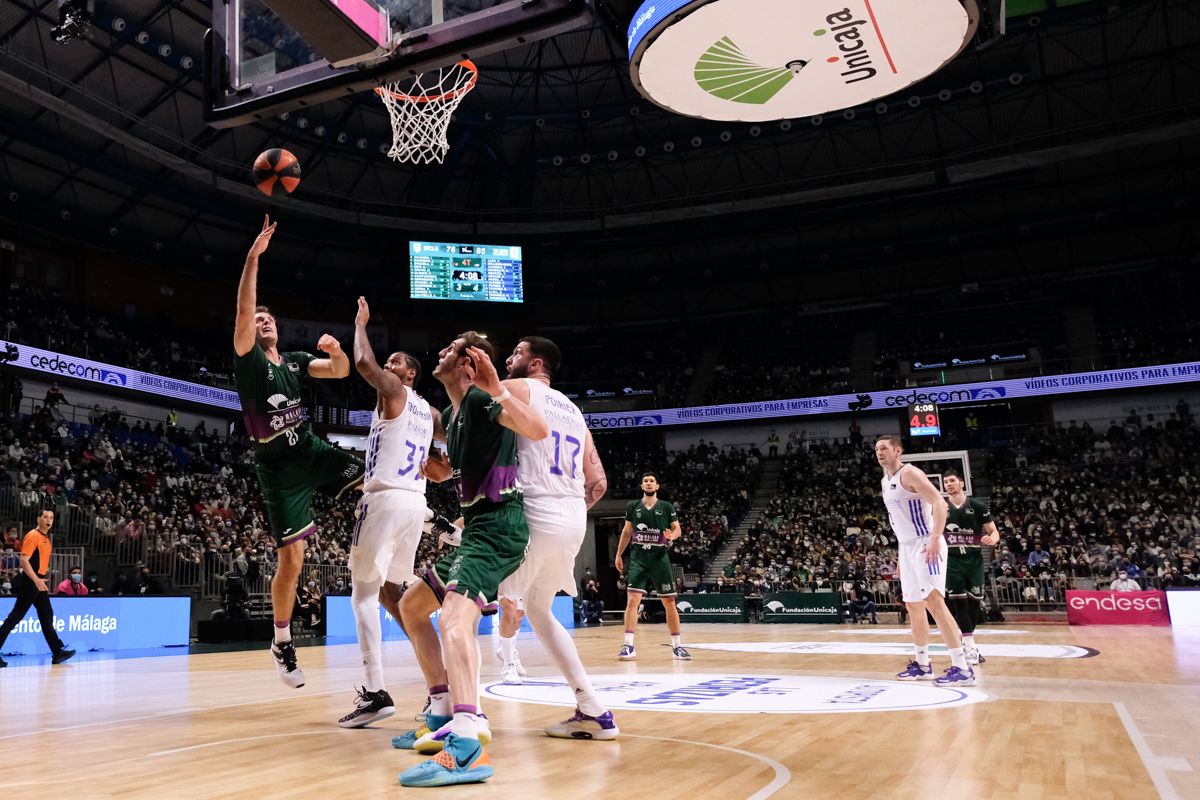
[908,402,941,437]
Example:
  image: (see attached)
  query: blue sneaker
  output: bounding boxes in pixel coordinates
[896,660,934,681]
[934,666,976,687]
[617,644,636,661]
[544,708,620,741]
[392,714,451,749]
[398,732,493,787]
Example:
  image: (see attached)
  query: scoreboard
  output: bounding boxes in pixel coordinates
[409,241,524,304]
[908,402,941,437]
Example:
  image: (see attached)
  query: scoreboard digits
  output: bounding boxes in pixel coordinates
[908,402,941,437]
[410,241,524,304]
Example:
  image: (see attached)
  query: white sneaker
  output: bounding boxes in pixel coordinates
[270,640,305,689]
[965,645,980,666]
[512,650,528,677]
[500,661,523,685]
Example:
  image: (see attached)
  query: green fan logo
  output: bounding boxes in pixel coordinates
[694,37,805,105]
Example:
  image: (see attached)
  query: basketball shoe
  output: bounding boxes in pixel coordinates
[964,642,984,666]
[500,661,522,685]
[672,645,692,661]
[494,646,527,677]
[398,733,493,787]
[934,666,976,687]
[896,660,934,681]
[617,644,636,661]
[338,687,396,728]
[545,709,620,741]
[414,714,492,754]
[392,715,450,750]
[415,695,431,722]
[270,640,305,688]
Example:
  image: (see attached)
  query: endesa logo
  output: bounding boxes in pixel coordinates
[28,353,127,386]
[1068,595,1163,612]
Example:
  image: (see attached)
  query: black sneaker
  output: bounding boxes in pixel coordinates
[271,640,305,688]
[52,648,75,664]
[338,687,397,728]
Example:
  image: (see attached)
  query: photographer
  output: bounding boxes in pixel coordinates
[579,579,603,625]
[212,572,249,621]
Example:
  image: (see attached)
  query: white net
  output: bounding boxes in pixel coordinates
[375,60,478,165]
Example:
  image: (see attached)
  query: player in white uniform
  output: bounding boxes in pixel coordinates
[492,336,619,740]
[339,297,450,727]
[874,434,975,686]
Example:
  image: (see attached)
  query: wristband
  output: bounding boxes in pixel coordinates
[491,387,512,404]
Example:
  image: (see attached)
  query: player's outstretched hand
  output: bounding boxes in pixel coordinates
[355,296,370,327]
[465,346,502,396]
[316,333,342,354]
[248,214,276,259]
[923,539,942,566]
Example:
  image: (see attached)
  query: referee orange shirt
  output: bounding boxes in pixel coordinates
[21,528,52,578]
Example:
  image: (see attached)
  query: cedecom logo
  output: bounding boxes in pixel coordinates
[27,352,127,386]
[485,673,987,714]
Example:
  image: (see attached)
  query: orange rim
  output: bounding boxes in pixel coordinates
[374,60,478,104]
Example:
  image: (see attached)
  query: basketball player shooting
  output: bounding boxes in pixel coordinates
[337,296,450,728]
[874,435,975,686]
[232,215,366,689]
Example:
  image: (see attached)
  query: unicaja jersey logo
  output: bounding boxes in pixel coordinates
[814,8,884,85]
[694,37,802,105]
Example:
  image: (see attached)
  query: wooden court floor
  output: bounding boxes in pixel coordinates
[1,623,1197,799]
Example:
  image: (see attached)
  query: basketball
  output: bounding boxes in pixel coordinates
[252,148,301,196]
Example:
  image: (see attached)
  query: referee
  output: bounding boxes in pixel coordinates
[0,509,76,667]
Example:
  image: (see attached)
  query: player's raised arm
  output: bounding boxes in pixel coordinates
[465,346,549,441]
[581,430,608,509]
[308,334,351,379]
[352,297,404,397]
[234,215,276,356]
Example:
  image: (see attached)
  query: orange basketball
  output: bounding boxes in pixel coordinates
[252,148,301,197]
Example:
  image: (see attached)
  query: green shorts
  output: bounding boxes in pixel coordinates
[255,433,366,547]
[947,548,985,597]
[626,547,675,596]
[423,503,529,615]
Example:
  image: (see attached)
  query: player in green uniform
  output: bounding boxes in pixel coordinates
[614,472,691,661]
[396,332,549,789]
[233,215,366,689]
[942,469,1000,666]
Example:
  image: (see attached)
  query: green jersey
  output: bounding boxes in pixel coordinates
[945,496,992,548]
[441,386,521,517]
[233,343,316,459]
[625,499,678,551]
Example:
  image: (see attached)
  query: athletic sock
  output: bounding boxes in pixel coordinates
[273,620,291,644]
[525,600,606,717]
[624,631,635,647]
[962,632,976,647]
[429,685,451,717]
[670,633,682,648]
[499,633,518,664]
[915,646,930,667]
[950,647,967,669]
[352,580,384,692]
[452,706,480,740]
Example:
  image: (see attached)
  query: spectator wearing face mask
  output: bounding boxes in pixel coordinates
[0,576,12,596]
[55,566,89,596]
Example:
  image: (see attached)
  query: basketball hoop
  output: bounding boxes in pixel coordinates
[374,60,478,165]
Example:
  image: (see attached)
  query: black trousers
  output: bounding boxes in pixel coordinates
[0,574,65,653]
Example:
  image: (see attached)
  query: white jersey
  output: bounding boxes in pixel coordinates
[516,379,587,500]
[362,389,435,495]
[881,464,935,543]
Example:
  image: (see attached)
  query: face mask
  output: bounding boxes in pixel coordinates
[70,573,82,583]
[1,583,10,592]
[336,581,345,589]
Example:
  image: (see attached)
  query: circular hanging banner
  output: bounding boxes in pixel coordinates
[629,0,978,121]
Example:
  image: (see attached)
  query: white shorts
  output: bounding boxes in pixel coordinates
[348,490,426,586]
[498,496,586,604]
[898,536,947,603]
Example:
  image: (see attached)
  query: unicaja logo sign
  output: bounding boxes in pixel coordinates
[814,7,883,85]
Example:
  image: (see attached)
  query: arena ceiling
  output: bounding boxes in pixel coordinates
[0,0,1195,295]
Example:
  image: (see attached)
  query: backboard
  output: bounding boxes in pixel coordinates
[205,0,593,127]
